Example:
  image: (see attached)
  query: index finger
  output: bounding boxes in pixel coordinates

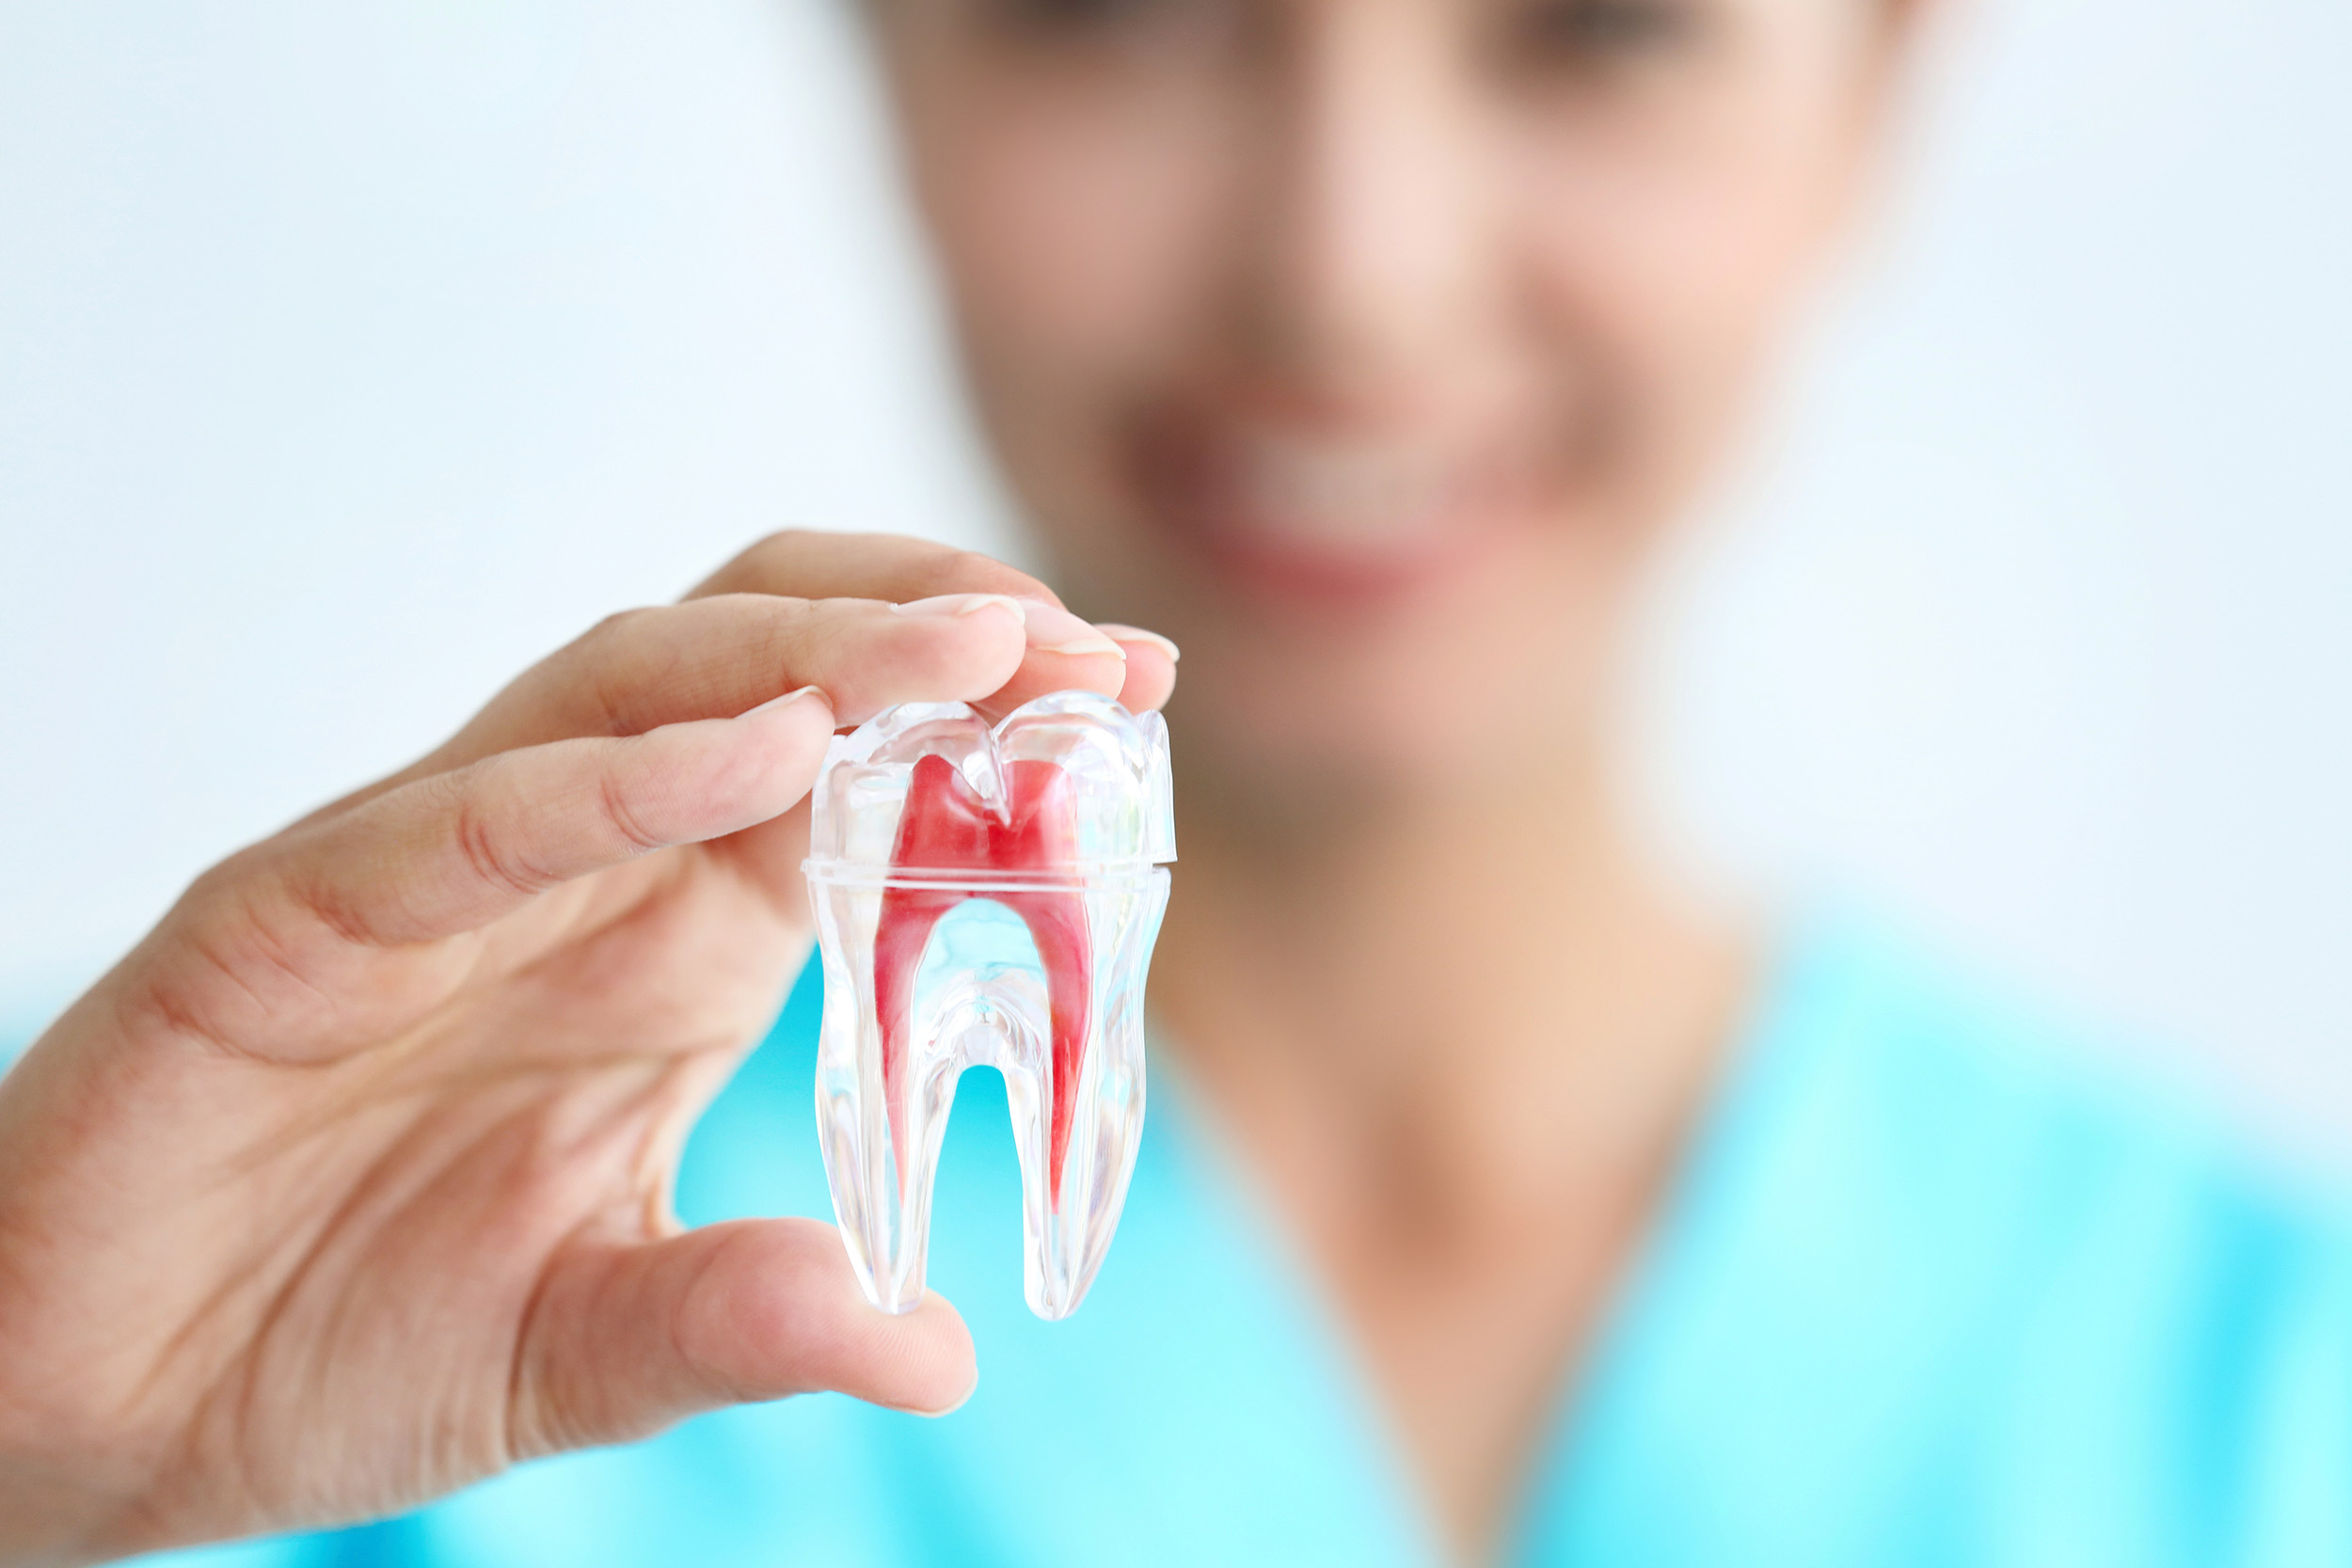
[691,531,1060,608]
[694,531,1171,721]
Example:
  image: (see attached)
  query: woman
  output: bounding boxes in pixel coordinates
[4,0,2346,1563]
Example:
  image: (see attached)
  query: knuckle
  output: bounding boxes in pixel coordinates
[449,773,556,900]
[564,606,660,673]
[708,591,815,623]
[586,666,642,740]
[751,527,821,556]
[571,609,672,736]
[709,530,819,592]
[595,767,668,858]
[799,605,866,659]
[274,863,376,951]
[131,868,352,1062]
[119,950,250,1061]
[908,547,1048,604]
[179,847,259,916]
[588,606,657,641]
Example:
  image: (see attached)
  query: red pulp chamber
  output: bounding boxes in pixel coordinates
[871,753,1093,1207]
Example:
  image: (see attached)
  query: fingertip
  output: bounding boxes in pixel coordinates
[889,593,1026,627]
[1012,598,1128,663]
[802,1266,977,1418]
[685,1220,977,1417]
[1111,642,1179,713]
[741,683,834,728]
[891,1291,980,1418]
[680,683,835,830]
[1025,647,1132,700]
[826,598,1031,724]
[1091,626,1180,665]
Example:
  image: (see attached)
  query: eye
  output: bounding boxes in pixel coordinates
[1509,0,1700,60]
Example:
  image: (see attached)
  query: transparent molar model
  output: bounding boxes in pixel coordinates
[803,691,1175,1321]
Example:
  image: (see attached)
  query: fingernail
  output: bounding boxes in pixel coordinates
[1014,597,1126,660]
[745,684,831,718]
[891,593,1025,623]
[1091,625,1181,663]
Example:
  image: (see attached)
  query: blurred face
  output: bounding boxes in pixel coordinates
[874,0,1906,809]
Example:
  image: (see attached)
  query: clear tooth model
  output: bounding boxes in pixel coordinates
[803,691,1176,1321]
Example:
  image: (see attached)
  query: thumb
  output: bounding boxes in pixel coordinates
[509,1218,977,1457]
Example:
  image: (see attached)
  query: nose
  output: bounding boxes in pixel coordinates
[1244,0,1501,393]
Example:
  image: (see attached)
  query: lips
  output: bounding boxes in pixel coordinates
[1212,429,1462,547]
[804,692,1175,1321]
[1132,411,1547,605]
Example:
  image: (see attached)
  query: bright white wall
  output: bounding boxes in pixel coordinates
[0,0,1014,1036]
[3,4,2347,1163]
[1631,0,2352,1165]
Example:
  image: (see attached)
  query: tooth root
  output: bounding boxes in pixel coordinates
[1002,879,1167,1316]
[817,748,1163,1320]
[871,900,1091,1214]
[998,884,1089,1207]
[872,882,956,1204]
[1032,873,1165,1319]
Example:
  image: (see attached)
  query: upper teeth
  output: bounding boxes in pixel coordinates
[1230,435,1455,546]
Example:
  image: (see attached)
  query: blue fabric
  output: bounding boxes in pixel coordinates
[129,919,2352,1565]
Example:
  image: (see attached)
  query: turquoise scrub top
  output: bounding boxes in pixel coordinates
[123,918,2352,1565]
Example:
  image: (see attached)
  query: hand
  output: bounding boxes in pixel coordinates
[0,532,1179,1565]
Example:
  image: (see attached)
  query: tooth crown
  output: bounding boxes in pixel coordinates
[804,692,1174,1321]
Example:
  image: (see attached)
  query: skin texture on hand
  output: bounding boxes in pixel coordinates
[0,531,1177,1567]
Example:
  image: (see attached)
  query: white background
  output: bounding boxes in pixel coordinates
[3,3,2347,1166]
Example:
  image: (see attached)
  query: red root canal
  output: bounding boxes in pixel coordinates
[871,753,1092,1209]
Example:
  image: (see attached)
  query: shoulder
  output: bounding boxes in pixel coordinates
[1549,914,2352,1564]
[1746,914,2352,1296]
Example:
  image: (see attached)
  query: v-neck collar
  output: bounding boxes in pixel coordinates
[1136,919,1825,1565]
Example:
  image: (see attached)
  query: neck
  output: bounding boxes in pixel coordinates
[1149,730,1749,1240]
[1149,730,1753,1560]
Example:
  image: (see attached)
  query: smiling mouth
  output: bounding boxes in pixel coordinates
[1132,413,1548,603]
